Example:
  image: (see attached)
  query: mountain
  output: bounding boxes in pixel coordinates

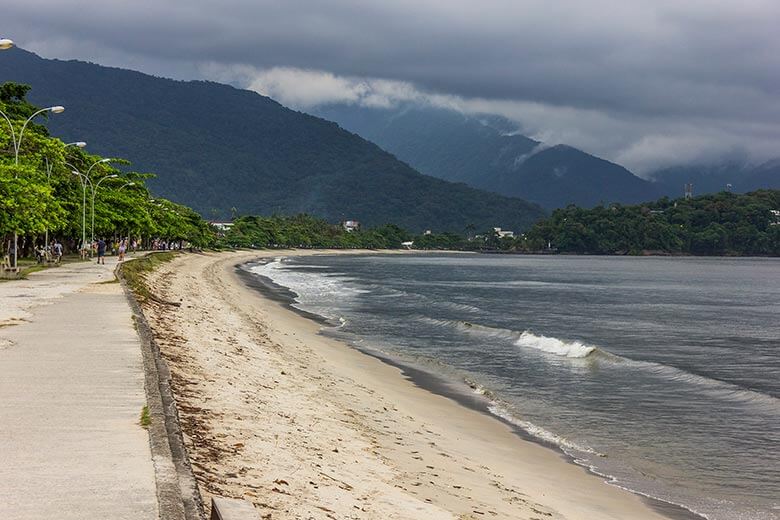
[0,49,546,232]
[649,160,780,198]
[313,104,659,208]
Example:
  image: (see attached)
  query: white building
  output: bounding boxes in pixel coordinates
[493,227,514,238]
[209,221,234,231]
[342,220,360,232]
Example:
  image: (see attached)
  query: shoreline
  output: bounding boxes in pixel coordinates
[237,254,706,520]
[141,250,692,519]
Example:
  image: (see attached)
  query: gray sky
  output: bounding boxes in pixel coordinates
[5,0,780,173]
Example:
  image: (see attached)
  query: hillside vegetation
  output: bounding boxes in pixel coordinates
[1,48,545,232]
[0,82,212,258]
[524,190,780,255]
[314,104,658,208]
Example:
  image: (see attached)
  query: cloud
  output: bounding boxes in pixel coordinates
[3,0,780,172]
[207,64,780,174]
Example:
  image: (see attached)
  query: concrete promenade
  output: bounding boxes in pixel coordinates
[0,259,158,519]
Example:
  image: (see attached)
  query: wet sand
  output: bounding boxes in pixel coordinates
[141,250,675,519]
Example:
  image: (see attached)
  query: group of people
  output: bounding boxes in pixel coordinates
[19,236,183,266]
[91,238,130,264]
[34,240,64,264]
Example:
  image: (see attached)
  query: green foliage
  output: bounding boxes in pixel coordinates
[314,104,658,209]
[224,214,414,249]
[120,251,177,302]
[2,48,546,232]
[0,163,66,235]
[523,190,780,256]
[140,405,151,428]
[1,81,215,256]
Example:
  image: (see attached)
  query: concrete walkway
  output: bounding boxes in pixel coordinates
[0,259,158,519]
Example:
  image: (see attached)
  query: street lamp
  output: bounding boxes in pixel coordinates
[68,158,115,255]
[0,105,65,168]
[71,170,91,254]
[0,74,64,266]
[11,106,65,165]
[90,174,119,245]
[39,141,87,254]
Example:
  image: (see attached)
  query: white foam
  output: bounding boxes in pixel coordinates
[250,258,368,320]
[487,402,600,455]
[515,331,596,358]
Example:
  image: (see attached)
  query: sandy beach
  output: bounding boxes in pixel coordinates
[140,250,674,520]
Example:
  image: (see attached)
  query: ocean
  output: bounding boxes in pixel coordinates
[246,254,780,520]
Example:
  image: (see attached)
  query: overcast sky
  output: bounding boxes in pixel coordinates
[5,0,780,173]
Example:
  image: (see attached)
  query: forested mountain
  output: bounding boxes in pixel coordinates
[313,104,659,209]
[525,190,780,255]
[0,49,545,232]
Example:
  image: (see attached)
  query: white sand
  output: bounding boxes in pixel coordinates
[142,250,671,520]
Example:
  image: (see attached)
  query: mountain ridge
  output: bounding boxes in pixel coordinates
[0,48,546,232]
[313,103,660,208]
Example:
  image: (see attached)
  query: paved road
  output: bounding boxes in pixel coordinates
[0,259,158,519]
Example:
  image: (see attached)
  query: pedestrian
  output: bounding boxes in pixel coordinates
[118,239,126,262]
[96,238,107,265]
[53,240,63,263]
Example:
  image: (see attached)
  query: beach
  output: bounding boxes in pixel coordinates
[140,250,675,520]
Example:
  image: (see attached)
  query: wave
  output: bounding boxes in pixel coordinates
[425,318,779,408]
[256,263,779,410]
[515,331,596,358]
[428,319,599,359]
[488,402,603,455]
[463,378,602,456]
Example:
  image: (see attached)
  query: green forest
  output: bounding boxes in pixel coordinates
[4,77,778,263]
[522,190,780,255]
[223,214,469,250]
[3,48,546,232]
[224,191,780,257]
[1,81,212,265]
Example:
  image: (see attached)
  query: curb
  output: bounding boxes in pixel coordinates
[118,258,205,520]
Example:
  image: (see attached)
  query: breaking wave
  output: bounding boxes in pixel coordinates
[426,318,779,408]
[515,331,596,358]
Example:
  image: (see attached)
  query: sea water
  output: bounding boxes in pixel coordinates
[249,254,780,520]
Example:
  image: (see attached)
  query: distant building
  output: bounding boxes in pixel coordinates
[493,227,514,238]
[684,183,693,200]
[424,230,432,235]
[401,241,414,249]
[209,221,234,231]
[342,220,360,232]
[770,210,780,226]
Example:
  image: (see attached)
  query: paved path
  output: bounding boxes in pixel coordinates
[0,259,158,519]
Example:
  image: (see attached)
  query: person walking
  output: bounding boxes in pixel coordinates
[118,239,126,262]
[96,238,107,265]
[53,240,63,263]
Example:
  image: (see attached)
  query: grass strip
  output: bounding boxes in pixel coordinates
[120,252,177,303]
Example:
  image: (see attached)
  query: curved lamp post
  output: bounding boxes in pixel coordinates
[68,158,114,255]
[0,37,64,267]
[41,142,87,254]
[0,37,12,266]
[90,174,119,246]
[70,171,91,253]
[0,106,66,166]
